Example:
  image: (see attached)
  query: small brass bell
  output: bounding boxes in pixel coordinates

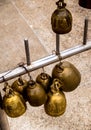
[36,72,52,92]
[26,80,47,107]
[52,61,81,92]
[2,83,27,118]
[51,0,72,34]
[44,79,66,117]
[11,77,28,100]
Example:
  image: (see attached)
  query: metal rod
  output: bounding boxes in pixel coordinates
[83,17,88,45]
[24,39,31,65]
[56,34,60,55]
[0,93,10,130]
[0,42,91,83]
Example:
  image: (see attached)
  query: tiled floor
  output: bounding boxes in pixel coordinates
[0,0,91,130]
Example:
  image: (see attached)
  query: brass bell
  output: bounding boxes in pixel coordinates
[2,83,27,118]
[36,72,52,92]
[11,77,28,100]
[26,80,47,106]
[52,61,81,92]
[44,80,66,117]
[51,0,72,34]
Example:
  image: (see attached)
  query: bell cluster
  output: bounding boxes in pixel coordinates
[0,0,82,118]
[1,61,81,118]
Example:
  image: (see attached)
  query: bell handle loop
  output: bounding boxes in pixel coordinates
[51,87,57,94]
[8,88,14,96]
[3,81,14,96]
[54,83,60,92]
[56,0,66,9]
[42,67,46,73]
[2,76,9,93]
[18,76,24,85]
[51,83,60,94]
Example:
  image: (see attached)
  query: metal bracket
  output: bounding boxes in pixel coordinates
[83,17,88,45]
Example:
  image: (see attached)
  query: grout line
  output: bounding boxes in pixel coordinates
[11,1,48,54]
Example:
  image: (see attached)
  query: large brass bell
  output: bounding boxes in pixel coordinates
[11,77,28,100]
[44,79,66,117]
[51,0,72,34]
[36,72,52,92]
[52,61,81,92]
[26,80,47,106]
[2,82,27,118]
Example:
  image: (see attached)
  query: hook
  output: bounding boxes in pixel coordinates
[24,38,31,65]
[18,62,32,80]
[42,67,46,73]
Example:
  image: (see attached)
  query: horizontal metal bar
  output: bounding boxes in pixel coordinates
[0,42,91,84]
